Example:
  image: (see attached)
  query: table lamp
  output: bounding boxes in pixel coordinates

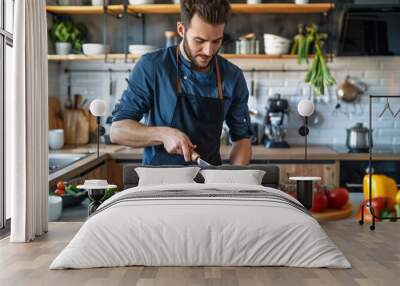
[297,99,315,160]
[89,99,107,158]
[289,99,320,210]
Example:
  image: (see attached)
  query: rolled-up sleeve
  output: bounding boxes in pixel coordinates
[112,55,154,122]
[225,72,253,142]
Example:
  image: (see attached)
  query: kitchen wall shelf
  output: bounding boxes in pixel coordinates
[128,4,334,14]
[48,53,331,62]
[48,54,133,61]
[46,3,334,15]
[46,5,124,15]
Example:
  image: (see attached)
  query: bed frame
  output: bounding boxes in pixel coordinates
[123,164,280,189]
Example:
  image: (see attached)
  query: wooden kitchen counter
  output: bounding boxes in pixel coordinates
[109,144,338,161]
[49,144,400,188]
[54,143,400,162]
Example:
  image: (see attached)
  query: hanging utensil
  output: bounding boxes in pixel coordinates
[337,75,367,103]
[78,98,88,109]
[65,71,73,109]
[109,68,114,97]
[250,69,255,97]
[394,107,400,118]
[378,97,395,118]
[74,94,82,109]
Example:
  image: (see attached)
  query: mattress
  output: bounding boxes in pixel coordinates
[50,183,351,269]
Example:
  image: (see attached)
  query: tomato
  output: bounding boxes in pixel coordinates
[357,197,395,222]
[310,190,328,213]
[326,187,349,209]
[54,188,65,196]
[56,181,65,190]
[357,205,374,223]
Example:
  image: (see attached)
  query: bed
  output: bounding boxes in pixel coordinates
[50,165,351,269]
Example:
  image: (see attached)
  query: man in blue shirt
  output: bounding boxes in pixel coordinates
[111,0,253,166]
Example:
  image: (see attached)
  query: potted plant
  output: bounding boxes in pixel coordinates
[49,17,88,55]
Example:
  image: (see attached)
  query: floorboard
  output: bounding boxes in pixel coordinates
[0,221,399,286]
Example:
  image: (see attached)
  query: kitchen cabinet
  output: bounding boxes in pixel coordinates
[83,161,108,181]
[49,158,108,190]
[107,159,124,191]
[277,162,339,187]
[340,160,400,193]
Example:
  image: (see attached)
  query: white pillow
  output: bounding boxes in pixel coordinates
[135,167,200,186]
[200,169,266,185]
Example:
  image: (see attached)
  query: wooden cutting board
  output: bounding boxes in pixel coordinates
[63,109,90,144]
[311,203,353,222]
[48,96,64,130]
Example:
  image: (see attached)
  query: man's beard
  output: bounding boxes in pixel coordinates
[183,37,216,70]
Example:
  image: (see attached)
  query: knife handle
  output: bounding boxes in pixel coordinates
[191,150,200,162]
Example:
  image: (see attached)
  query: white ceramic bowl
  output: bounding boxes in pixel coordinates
[91,0,103,5]
[264,46,291,55]
[264,33,292,55]
[48,129,64,150]
[295,0,309,4]
[264,33,291,45]
[82,43,109,55]
[128,44,158,55]
[129,0,155,4]
[48,195,62,222]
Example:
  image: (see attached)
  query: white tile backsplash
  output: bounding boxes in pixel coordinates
[49,56,400,146]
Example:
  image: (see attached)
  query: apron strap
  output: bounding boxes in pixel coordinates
[215,56,223,100]
[176,45,224,100]
[176,45,183,95]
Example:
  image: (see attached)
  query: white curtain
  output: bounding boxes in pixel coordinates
[8,0,49,242]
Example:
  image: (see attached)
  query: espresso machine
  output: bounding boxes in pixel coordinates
[264,94,290,148]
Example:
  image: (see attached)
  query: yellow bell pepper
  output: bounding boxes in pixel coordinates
[396,190,400,205]
[363,174,397,202]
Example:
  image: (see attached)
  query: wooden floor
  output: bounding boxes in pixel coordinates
[0,221,399,286]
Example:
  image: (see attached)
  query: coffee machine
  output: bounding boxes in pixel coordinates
[264,94,290,148]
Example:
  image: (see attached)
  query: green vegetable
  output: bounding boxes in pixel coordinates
[49,16,88,53]
[291,24,336,96]
[65,184,80,196]
[395,204,400,219]
[380,208,394,222]
[102,188,116,202]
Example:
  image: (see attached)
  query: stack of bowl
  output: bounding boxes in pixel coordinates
[128,44,158,56]
[82,43,110,55]
[129,0,155,4]
[263,34,292,55]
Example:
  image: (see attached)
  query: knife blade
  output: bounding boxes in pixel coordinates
[196,157,211,167]
[191,151,212,167]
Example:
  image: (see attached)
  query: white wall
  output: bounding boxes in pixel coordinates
[48,56,400,146]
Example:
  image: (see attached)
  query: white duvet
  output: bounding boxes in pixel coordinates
[50,183,351,269]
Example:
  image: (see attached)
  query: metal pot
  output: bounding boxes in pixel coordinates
[346,122,372,152]
[337,76,368,103]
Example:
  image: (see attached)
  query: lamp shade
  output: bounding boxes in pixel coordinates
[297,99,315,117]
[89,99,107,117]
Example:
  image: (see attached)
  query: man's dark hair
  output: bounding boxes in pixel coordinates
[180,0,231,28]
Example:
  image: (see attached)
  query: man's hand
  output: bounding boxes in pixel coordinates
[229,138,252,165]
[161,128,197,162]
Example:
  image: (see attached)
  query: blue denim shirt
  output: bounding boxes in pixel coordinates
[112,46,253,143]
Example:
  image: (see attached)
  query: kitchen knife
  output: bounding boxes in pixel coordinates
[191,151,212,167]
